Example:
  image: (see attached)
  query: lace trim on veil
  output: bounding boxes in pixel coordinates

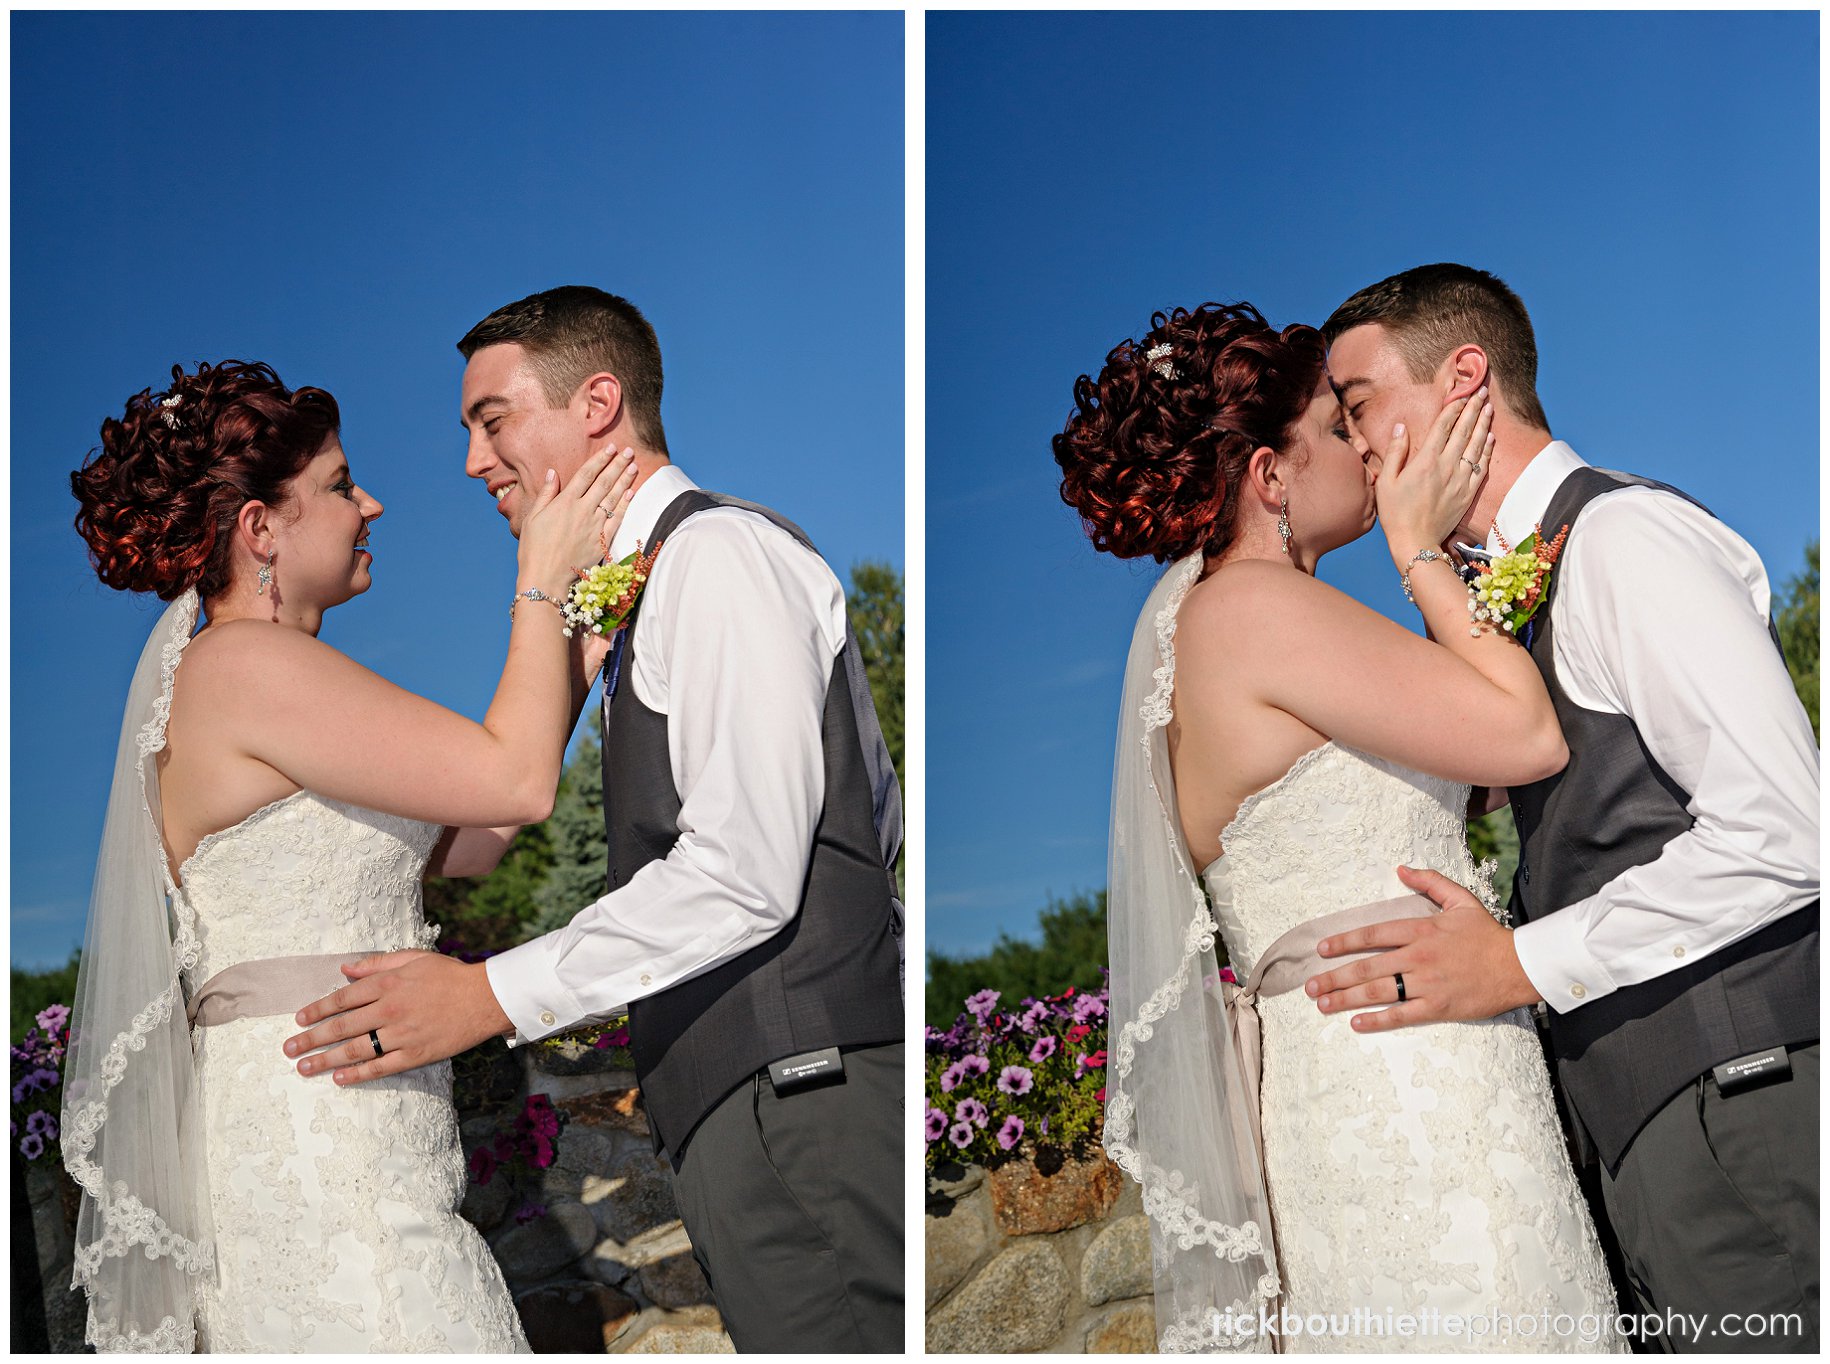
[63,588,213,1352]
[1104,560,1279,1351]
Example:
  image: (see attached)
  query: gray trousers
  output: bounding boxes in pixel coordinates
[1599,1043,1818,1353]
[670,1041,904,1352]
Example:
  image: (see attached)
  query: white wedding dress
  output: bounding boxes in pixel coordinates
[1104,557,1622,1353]
[166,658,529,1348]
[1204,741,1622,1351]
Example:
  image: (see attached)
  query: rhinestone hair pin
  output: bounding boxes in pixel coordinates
[1144,343,1180,381]
[158,395,184,429]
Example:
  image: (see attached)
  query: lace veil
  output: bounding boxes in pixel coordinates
[61,588,213,1351]
[1103,556,1280,1353]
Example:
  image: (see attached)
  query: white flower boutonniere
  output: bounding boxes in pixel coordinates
[1469,523,1569,637]
[561,540,662,639]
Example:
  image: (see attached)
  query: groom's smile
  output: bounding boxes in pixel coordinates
[460,340,595,539]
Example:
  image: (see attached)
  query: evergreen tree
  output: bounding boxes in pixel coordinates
[847,562,904,786]
[425,821,554,957]
[1466,804,1521,907]
[525,711,609,940]
[925,890,1109,1025]
[1776,540,1819,742]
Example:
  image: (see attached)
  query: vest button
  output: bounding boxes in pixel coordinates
[1519,862,1530,885]
[1569,984,1587,1000]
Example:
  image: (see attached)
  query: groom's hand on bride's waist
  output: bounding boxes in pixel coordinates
[283,950,515,1085]
[1303,865,1544,1031]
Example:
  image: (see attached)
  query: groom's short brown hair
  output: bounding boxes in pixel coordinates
[1322,264,1549,431]
[458,285,669,453]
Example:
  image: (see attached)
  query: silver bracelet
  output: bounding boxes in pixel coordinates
[1399,549,1446,604]
[510,587,564,622]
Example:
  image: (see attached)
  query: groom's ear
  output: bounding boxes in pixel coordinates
[1441,344,1489,403]
[580,372,624,440]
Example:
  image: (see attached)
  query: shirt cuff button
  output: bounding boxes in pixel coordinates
[639,973,652,987]
[539,1010,556,1027]
[1672,945,1686,958]
[1569,984,1587,1000]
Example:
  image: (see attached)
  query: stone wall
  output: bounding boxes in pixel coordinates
[925,1152,1155,1353]
[463,1049,733,1353]
[22,1160,87,1353]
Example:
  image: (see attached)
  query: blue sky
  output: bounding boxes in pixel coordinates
[926,11,1819,960]
[11,11,903,968]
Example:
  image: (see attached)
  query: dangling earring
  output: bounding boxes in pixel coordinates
[1277,495,1292,555]
[257,548,274,596]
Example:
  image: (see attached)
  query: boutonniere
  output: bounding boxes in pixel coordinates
[560,540,662,639]
[1468,524,1568,638]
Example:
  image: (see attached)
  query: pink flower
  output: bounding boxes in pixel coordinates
[996,1115,1025,1151]
[997,1065,1034,1096]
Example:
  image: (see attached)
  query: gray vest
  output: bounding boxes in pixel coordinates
[1507,465,1819,1171]
[602,490,904,1163]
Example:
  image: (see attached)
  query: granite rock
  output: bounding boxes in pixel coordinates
[515,1280,640,1352]
[1080,1213,1151,1305]
[925,1240,1069,1353]
[1085,1300,1157,1353]
[988,1151,1122,1236]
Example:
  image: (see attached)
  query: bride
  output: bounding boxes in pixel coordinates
[61,360,632,1351]
[1054,305,1621,1352]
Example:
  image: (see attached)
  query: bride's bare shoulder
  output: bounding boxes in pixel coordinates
[175,619,342,697]
[1179,559,1346,636]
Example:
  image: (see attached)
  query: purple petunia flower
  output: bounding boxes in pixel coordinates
[925,1107,947,1142]
[957,1054,990,1081]
[964,989,1000,1021]
[948,1121,974,1150]
[939,1061,966,1093]
[1029,1036,1058,1064]
[25,1111,56,1140]
[1073,993,1107,1024]
[1019,1001,1049,1033]
[954,1098,989,1129]
[997,1065,1034,1096]
[997,1115,1025,1151]
[19,1133,44,1160]
[36,1004,69,1036]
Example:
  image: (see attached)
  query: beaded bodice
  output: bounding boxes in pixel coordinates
[175,791,442,986]
[1201,742,1496,979]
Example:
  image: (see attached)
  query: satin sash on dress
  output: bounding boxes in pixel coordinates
[1221,894,1439,1163]
[186,952,374,1028]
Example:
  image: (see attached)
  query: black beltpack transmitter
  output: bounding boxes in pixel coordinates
[768,1047,845,1095]
[1713,1045,1791,1096]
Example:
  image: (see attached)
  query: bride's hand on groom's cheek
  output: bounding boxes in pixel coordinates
[1303,865,1543,1030]
[282,950,515,1085]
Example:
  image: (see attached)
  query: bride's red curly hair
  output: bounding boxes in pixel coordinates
[72,361,340,602]
[1053,303,1326,563]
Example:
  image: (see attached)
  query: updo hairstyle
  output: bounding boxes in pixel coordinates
[72,361,341,601]
[1053,303,1326,563]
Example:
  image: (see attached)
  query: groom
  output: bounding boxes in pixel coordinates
[285,286,905,1350]
[1307,263,1819,1351]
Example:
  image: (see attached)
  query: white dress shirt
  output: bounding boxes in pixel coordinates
[485,463,850,1042]
[1490,441,1820,1013]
